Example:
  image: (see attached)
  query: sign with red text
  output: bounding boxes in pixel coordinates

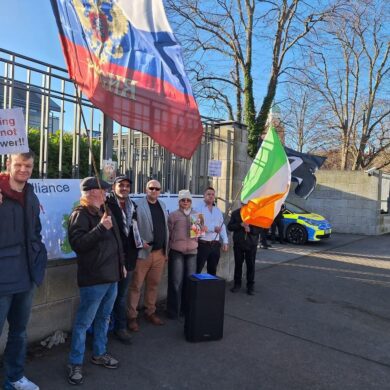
[0,108,29,154]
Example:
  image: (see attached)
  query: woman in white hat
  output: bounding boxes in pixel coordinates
[166,190,201,319]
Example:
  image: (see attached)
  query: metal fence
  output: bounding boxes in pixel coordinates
[0,48,222,193]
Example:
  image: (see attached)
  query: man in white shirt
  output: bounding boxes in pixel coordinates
[195,187,228,275]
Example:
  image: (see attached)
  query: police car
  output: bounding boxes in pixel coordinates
[281,202,332,244]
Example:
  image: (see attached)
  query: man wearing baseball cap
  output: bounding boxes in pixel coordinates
[67,177,125,385]
[106,176,139,344]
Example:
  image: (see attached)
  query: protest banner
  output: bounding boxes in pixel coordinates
[30,178,204,260]
[0,108,29,154]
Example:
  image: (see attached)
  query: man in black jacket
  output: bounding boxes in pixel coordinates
[106,176,138,344]
[0,150,47,390]
[67,177,125,386]
[227,207,262,295]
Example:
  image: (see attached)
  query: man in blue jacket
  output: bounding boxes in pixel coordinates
[0,150,47,390]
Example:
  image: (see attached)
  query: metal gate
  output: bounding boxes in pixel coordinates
[0,48,222,193]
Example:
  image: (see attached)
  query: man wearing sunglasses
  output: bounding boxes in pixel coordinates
[127,180,169,331]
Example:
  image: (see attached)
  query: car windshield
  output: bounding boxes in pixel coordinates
[285,202,310,214]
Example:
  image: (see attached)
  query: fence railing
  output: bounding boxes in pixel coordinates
[0,48,222,193]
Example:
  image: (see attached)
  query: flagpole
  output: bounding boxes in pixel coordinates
[217,181,244,231]
[73,83,109,214]
[212,182,245,280]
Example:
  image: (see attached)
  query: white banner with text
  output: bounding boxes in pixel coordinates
[31,179,204,260]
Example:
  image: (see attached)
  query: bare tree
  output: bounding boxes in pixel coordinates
[166,0,340,157]
[251,0,340,156]
[166,0,255,128]
[281,84,334,153]
[294,0,390,170]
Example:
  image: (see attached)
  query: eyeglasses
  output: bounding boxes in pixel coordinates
[180,198,191,202]
[148,187,161,191]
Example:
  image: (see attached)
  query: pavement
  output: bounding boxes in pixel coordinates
[3,232,390,390]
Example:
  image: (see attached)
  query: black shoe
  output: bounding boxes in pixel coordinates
[247,288,255,296]
[230,285,241,293]
[260,245,268,249]
[280,241,286,244]
[114,329,132,345]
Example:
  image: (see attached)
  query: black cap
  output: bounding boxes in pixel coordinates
[113,175,132,185]
[80,177,111,192]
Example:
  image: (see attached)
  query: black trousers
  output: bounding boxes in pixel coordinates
[196,241,221,275]
[260,228,268,246]
[233,245,257,288]
[271,219,284,243]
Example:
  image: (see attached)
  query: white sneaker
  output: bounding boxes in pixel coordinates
[9,376,39,390]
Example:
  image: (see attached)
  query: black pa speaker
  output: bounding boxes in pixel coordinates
[184,275,225,342]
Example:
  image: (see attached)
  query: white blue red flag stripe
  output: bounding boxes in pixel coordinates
[50,0,203,158]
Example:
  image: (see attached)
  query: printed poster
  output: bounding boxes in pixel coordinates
[0,108,29,154]
[190,213,205,238]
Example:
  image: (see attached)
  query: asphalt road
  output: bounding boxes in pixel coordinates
[3,233,390,389]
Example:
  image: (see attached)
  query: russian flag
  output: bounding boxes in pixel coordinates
[50,0,203,159]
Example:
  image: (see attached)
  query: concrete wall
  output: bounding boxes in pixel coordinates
[287,170,390,235]
[0,261,79,350]
[0,253,236,351]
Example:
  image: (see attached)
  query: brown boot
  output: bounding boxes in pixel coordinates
[144,313,165,326]
[127,318,139,332]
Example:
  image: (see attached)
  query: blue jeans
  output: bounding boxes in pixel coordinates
[167,250,197,318]
[112,272,132,331]
[0,288,35,383]
[69,283,117,365]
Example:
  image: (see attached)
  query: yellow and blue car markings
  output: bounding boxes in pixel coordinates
[282,202,332,244]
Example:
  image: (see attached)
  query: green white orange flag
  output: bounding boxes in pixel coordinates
[240,127,291,228]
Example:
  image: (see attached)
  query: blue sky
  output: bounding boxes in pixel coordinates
[0,1,65,67]
[0,0,269,121]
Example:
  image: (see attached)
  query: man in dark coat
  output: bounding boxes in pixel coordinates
[106,175,139,344]
[0,150,47,390]
[67,177,125,386]
[227,207,262,295]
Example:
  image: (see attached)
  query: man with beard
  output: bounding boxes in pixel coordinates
[106,176,139,344]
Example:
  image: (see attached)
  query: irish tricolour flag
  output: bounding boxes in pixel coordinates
[240,127,291,228]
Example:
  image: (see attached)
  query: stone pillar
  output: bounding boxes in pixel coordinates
[208,121,252,280]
